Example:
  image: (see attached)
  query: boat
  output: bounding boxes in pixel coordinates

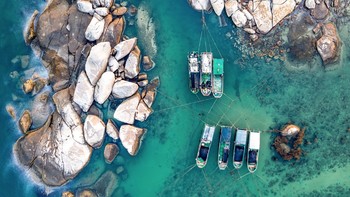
[196,124,216,168]
[212,58,224,98]
[188,51,200,94]
[200,52,213,96]
[218,126,232,170]
[233,129,248,169]
[247,131,261,173]
[210,0,225,16]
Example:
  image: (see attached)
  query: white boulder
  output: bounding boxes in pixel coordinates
[85,42,111,85]
[94,71,115,104]
[305,0,316,9]
[84,115,106,148]
[113,92,141,124]
[125,46,141,79]
[232,10,247,27]
[119,125,146,156]
[224,0,239,17]
[112,80,139,99]
[135,100,153,122]
[106,119,119,140]
[73,71,94,112]
[85,16,105,42]
[77,0,94,15]
[114,37,137,60]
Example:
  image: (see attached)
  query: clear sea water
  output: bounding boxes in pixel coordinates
[1,0,350,196]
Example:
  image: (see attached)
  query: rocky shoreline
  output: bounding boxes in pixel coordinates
[189,0,346,69]
[12,0,158,193]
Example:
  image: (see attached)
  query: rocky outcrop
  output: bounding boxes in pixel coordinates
[104,143,119,163]
[114,37,137,60]
[94,71,115,104]
[125,46,141,79]
[106,119,119,140]
[316,23,341,64]
[14,112,92,186]
[119,125,146,156]
[112,80,139,99]
[85,42,112,85]
[114,92,141,124]
[73,71,94,112]
[19,110,32,134]
[23,10,39,45]
[84,115,106,148]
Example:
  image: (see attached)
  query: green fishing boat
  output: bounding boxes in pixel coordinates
[218,126,232,170]
[200,52,213,96]
[212,58,224,98]
[196,124,216,168]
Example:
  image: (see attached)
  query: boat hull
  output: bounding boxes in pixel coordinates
[188,51,200,94]
[218,126,232,170]
[247,131,260,173]
[233,129,248,169]
[196,124,216,168]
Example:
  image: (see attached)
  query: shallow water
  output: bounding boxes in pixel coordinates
[1,0,350,196]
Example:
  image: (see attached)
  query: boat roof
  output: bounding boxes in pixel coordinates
[236,129,248,145]
[203,124,215,141]
[221,126,232,141]
[248,131,260,150]
[201,52,212,73]
[213,58,224,75]
[189,57,199,72]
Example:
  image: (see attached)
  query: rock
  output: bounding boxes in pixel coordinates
[6,105,16,119]
[114,37,137,60]
[23,10,39,45]
[189,0,212,11]
[242,9,253,21]
[113,92,141,124]
[23,79,35,94]
[115,155,125,165]
[210,0,225,16]
[125,46,141,78]
[84,115,106,148]
[142,56,154,71]
[77,0,94,15]
[108,56,120,72]
[95,7,109,17]
[112,6,128,16]
[311,0,329,20]
[137,80,148,87]
[19,110,32,134]
[232,10,247,28]
[251,1,272,34]
[53,88,86,144]
[119,125,146,156]
[90,171,118,197]
[305,0,316,9]
[112,80,139,99]
[94,71,115,104]
[85,16,105,42]
[272,0,296,27]
[85,42,111,85]
[224,0,238,17]
[116,166,124,174]
[250,34,259,42]
[31,92,54,128]
[142,77,159,108]
[128,5,137,16]
[78,190,97,197]
[280,143,291,154]
[102,17,125,47]
[135,100,152,122]
[32,77,47,95]
[106,119,119,140]
[281,124,300,137]
[62,191,74,197]
[104,143,119,163]
[244,28,256,34]
[99,0,114,8]
[316,23,341,64]
[73,71,94,112]
[14,112,92,186]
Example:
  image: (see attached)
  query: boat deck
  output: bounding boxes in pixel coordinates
[201,52,213,73]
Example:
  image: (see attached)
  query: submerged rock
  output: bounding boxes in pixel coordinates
[114,37,137,60]
[104,143,119,163]
[316,23,340,64]
[73,71,94,112]
[94,71,115,104]
[119,125,146,156]
[84,115,106,148]
[113,92,141,124]
[14,112,92,186]
[112,80,139,99]
[142,56,154,71]
[85,42,111,85]
[19,110,32,134]
[106,119,119,140]
[89,171,119,197]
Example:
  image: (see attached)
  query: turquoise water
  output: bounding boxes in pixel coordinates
[1,0,350,196]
